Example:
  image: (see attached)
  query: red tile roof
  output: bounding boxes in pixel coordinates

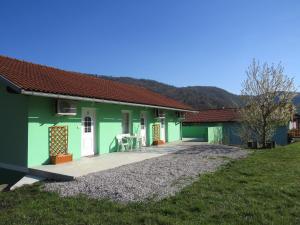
[184,108,240,123]
[0,55,192,110]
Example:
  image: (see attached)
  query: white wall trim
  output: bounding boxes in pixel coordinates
[21,90,196,112]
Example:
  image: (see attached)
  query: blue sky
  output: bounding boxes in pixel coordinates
[0,0,299,94]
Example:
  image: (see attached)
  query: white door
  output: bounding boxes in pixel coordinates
[160,118,166,142]
[140,113,147,146]
[81,108,96,156]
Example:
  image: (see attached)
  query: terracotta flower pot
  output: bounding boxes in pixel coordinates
[152,140,165,145]
[50,153,73,164]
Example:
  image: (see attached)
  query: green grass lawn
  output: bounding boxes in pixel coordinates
[1,143,300,225]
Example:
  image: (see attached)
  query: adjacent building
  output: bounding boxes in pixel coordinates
[183,108,289,146]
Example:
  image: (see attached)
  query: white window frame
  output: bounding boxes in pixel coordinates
[121,110,132,134]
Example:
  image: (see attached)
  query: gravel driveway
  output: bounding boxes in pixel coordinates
[44,144,248,202]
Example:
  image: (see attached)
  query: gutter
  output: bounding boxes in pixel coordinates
[21,90,197,112]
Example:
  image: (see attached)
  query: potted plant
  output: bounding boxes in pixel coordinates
[49,126,73,164]
[50,153,73,164]
[152,140,165,145]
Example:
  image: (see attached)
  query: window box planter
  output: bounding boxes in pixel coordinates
[50,153,73,164]
[152,140,165,145]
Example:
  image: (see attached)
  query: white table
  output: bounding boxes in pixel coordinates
[124,135,142,151]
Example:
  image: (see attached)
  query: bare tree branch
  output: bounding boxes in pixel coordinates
[239,59,296,148]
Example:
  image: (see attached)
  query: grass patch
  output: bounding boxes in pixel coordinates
[1,143,300,224]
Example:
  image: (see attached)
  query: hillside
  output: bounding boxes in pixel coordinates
[98,76,242,110]
[92,75,299,110]
[293,93,300,105]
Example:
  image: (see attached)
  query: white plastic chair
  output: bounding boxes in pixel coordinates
[131,133,142,150]
[116,134,130,151]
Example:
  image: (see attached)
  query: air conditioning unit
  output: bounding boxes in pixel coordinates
[56,100,77,116]
[155,109,165,118]
[176,111,185,119]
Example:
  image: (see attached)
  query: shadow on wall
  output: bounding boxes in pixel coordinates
[0,168,25,186]
[108,124,141,153]
[109,138,118,153]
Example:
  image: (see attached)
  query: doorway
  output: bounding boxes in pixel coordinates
[81,108,96,156]
[140,112,147,146]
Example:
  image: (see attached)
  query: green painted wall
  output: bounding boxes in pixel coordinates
[166,111,182,142]
[182,124,208,140]
[27,96,82,167]
[143,110,157,146]
[145,111,182,144]
[222,123,242,145]
[208,126,223,144]
[272,126,288,146]
[0,168,25,185]
[0,84,28,167]
[96,103,151,153]
[182,123,224,144]
[27,96,182,167]
[183,122,288,146]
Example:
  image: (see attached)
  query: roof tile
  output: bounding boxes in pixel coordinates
[184,108,240,123]
[0,55,192,110]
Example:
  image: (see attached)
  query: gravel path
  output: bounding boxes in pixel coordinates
[44,144,248,202]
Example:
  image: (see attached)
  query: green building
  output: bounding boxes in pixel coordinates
[182,108,241,145]
[182,108,288,146]
[0,56,193,170]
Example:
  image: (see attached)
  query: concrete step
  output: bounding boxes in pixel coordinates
[0,184,9,192]
[10,175,44,190]
[28,168,74,181]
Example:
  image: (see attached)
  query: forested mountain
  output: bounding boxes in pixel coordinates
[98,76,242,110]
[94,75,300,110]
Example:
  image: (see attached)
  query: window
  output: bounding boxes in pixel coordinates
[84,116,92,133]
[122,112,131,134]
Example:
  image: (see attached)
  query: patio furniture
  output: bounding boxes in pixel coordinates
[117,134,142,151]
[116,134,130,151]
[129,134,143,150]
[135,133,143,150]
[125,135,135,151]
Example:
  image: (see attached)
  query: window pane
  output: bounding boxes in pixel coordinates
[84,116,92,133]
[140,117,145,129]
[122,112,130,134]
[141,117,145,125]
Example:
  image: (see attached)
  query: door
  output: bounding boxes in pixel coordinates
[160,118,166,142]
[81,108,96,156]
[140,113,147,146]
